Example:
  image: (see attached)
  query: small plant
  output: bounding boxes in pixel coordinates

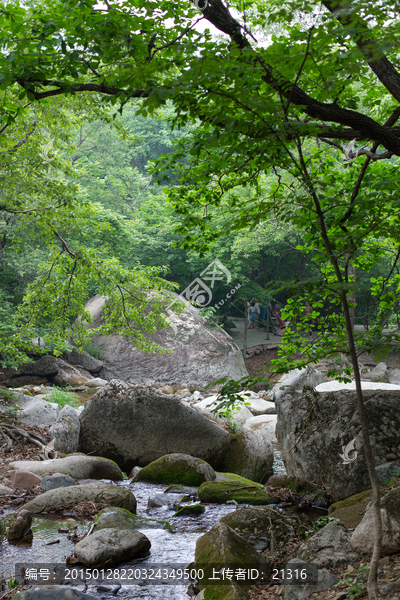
[299,516,339,539]
[85,343,102,360]
[8,577,19,590]
[46,386,80,408]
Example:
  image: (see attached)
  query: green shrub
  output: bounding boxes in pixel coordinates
[85,343,102,360]
[45,386,80,408]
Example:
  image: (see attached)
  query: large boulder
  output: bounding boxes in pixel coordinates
[66,348,103,373]
[362,362,387,382]
[297,520,360,567]
[16,355,59,377]
[271,367,325,401]
[83,294,248,388]
[281,558,338,600]
[22,482,137,513]
[195,522,268,599]
[74,528,151,566]
[196,396,253,425]
[265,474,330,507]
[218,425,274,482]
[219,506,299,552]
[244,414,278,444]
[132,453,216,486]
[276,387,400,499]
[48,405,80,454]
[328,490,372,529]
[79,380,232,472]
[0,390,59,428]
[54,358,93,387]
[351,487,400,555]
[9,455,123,481]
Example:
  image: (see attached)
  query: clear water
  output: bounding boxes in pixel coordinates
[0,450,287,599]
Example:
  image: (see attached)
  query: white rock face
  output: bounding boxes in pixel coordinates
[271,367,325,401]
[244,414,278,444]
[48,405,80,453]
[236,391,276,415]
[83,293,248,388]
[316,380,400,392]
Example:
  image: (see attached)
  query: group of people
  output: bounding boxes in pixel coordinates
[244,299,315,336]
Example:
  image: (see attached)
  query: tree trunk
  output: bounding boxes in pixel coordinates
[348,264,357,331]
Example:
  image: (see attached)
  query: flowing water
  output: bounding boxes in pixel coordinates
[1,452,288,599]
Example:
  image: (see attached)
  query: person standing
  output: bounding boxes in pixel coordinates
[249,301,259,329]
[255,299,261,328]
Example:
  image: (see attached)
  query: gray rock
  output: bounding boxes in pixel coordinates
[244,414,278,444]
[79,380,232,472]
[17,355,59,377]
[10,470,42,490]
[54,358,92,387]
[218,425,274,482]
[94,506,171,531]
[74,528,151,566]
[297,521,360,567]
[10,455,123,481]
[22,482,137,513]
[351,487,400,555]
[276,387,400,499]
[375,462,400,484]
[48,405,80,453]
[389,369,400,385]
[0,392,60,428]
[282,558,338,600]
[271,367,325,401]
[7,509,32,541]
[84,377,108,387]
[12,589,96,600]
[236,391,276,415]
[362,362,387,382]
[147,493,184,508]
[0,483,14,496]
[67,348,103,373]
[40,474,76,492]
[83,293,248,388]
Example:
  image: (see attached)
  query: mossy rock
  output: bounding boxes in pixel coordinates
[195,522,268,597]
[164,484,198,495]
[132,453,216,486]
[198,473,274,505]
[173,503,205,517]
[94,507,171,531]
[266,474,330,507]
[328,489,372,529]
[0,513,18,537]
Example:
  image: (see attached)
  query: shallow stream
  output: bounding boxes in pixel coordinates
[1,452,290,599]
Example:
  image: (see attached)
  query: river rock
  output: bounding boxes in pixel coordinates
[132,453,216,486]
[297,520,360,567]
[244,414,278,444]
[271,367,325,401]
[220,506,299,552]
[218,426,274,482]
[9,455,123,481]
[195,521,268,599]
[195,396,253,425]
[0,483,14,495]
[10,589,96,600]
[82,293,248,388]
[48,405,80,453]
[84,377,108,387]
[362,362,387,382]
[198,473,273,505]
[22,482,136,513]
[16,355,59,377]
[0,391,60,428]
[6,509,32,541]
[173,503,205,517]
[94,507,171,531]
[236,391,276,415]
[79,380,232,471]
[351,487,400,555]
[66,348,103,373]
[276,387,400,499]
[281,558,338,600]
[389,369,400,384]
[10,470,42,490]
[74,528,150,566]
[147,493,184,508]
[40,474,76,492]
